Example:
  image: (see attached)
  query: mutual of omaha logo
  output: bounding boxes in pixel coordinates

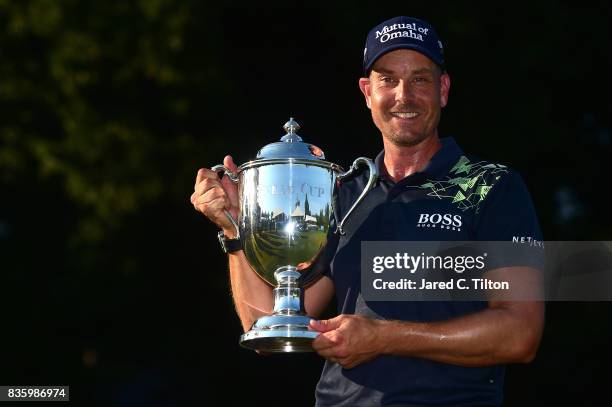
[417,213,462,231]
[375,22,429,43]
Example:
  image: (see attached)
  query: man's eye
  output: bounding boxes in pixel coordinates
[413,77,429,83]
[380,77,396,84]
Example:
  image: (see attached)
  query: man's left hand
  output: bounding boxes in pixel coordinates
[310,315,385,369]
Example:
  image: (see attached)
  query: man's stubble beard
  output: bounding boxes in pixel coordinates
[384,130,430,148]
[375,104,439,148]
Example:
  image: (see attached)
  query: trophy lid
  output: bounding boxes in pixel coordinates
[255,118,326,160]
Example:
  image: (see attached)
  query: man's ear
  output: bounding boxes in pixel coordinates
[440,73,451,108]
[358,77,372,109]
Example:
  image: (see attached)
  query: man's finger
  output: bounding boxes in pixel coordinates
[195,177,223,197]
[195,168,225,190]
[196,190,227,208]
[310,317,341,333]
[224,155,238,173]
[194,168,206,189]
[312,332,338,352]
[342,360,357,369]
[220,156,240,209]
[317,349,338,360]
[195,197,227,221]
[313,340,339,359]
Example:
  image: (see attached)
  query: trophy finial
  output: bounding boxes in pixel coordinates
[281,117,303,142]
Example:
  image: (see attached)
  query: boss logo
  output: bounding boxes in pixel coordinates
[417,213,462,231]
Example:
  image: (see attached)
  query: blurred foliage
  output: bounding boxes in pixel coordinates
[2,1,610,255]
[0,0,228,249]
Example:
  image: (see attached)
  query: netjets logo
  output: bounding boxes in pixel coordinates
[417,213,462,231]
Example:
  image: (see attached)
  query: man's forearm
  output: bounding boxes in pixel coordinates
[227,251,273,332]
[380,302,544,367]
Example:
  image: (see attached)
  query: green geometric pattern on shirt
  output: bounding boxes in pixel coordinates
[418,156,509,213]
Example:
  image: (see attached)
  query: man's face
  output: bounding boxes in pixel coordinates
[359,49,450,147]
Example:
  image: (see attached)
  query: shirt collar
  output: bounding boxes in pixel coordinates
[375,137,464,183]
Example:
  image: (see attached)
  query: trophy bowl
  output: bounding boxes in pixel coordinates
[213,118,377,352]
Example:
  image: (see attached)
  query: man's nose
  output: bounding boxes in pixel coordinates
[396,80,413,103]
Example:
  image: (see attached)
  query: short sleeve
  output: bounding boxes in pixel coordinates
[472,170,544,270]
[473,170,543,241]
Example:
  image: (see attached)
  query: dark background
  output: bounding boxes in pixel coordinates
[1,2,610,406]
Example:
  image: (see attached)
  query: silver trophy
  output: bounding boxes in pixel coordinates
[213,118,377,352]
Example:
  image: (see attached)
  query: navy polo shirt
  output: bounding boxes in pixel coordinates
[314,137,543,407]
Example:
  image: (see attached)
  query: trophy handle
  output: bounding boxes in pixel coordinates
[211,164,241,239]
[335,157,378,235]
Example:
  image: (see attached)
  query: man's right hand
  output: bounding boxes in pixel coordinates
[190,155,240,238]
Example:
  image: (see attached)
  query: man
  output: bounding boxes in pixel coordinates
[191,16,544,407]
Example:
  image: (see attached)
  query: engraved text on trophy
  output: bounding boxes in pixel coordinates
[240,164,334,284]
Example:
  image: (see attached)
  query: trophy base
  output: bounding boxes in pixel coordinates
[239,314,319,353]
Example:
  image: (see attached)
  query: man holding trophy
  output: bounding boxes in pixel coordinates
[191,16,544,407]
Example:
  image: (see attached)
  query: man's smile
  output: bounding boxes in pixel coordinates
[390,112,419,119]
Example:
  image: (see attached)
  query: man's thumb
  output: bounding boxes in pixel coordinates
[223,155,238,173]
[309,316,341,333]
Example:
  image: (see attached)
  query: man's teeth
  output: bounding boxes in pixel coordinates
[391,112,418,118]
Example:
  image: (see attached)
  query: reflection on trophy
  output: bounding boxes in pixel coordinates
[213,118,377,352]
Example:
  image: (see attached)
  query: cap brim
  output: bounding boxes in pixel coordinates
[364,43,444,76]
